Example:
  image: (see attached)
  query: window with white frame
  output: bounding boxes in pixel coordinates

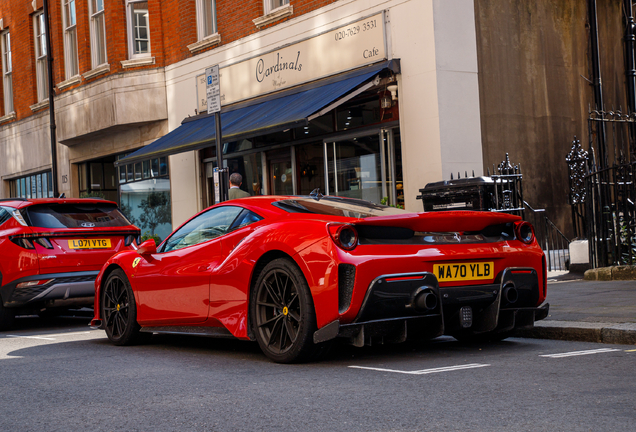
[1,31,13,114]
[62,0,79,78]
[265,0,289,15]
[126,1,150,57]
[34,12,48,102]
[89,0,107,67]
[196,0,217,40]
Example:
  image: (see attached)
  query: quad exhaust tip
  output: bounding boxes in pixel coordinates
[413,288,438,311]
[503,283,519,304]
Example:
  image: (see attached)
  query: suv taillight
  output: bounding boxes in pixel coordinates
[11,237,35,249]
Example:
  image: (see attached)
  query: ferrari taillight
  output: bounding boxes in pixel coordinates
[514,221,535,244]
[328,224,358,251]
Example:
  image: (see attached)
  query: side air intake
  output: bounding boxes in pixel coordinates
[338,264,356,314]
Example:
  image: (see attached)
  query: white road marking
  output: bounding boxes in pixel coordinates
[540,348,621,358]
[5,335,57,341]
[1,331,96,341]
[349,363,490,375]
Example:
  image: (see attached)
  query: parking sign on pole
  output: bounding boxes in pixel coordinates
[205,65,227,202]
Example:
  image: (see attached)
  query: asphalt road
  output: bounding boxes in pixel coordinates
[1,315,635,432]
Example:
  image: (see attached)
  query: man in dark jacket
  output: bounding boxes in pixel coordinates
[228,173,250,199]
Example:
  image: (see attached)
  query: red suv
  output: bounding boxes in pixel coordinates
[0,198,141,330]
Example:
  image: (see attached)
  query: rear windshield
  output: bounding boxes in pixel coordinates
[273,197,409,219]
[26,203,132,229]
[0,206,12,226]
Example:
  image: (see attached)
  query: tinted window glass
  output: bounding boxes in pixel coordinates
[231,209,263,230]
[273,197,408,218]
[0,206,12,226]
[161,206,243,252]
[26,203,131,228]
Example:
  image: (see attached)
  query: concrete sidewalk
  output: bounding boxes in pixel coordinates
[516,273,636,345]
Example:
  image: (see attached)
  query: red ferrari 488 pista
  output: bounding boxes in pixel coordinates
[91,195,548,363]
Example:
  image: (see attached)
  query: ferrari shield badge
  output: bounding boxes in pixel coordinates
[132,257,141,268]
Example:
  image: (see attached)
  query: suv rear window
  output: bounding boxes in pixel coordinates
[0,206,12,226]
[25,203,132,229]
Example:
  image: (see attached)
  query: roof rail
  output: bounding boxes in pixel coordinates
[0,198,27,202]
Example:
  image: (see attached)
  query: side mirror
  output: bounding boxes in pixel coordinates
[137,239,157,255]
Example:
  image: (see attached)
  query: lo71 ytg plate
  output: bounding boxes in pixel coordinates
[68,239,112,249]
[433,262,494,282]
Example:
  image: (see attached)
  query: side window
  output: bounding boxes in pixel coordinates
[230,209,263,230]
[0,206,12,226]
[161,206,243,252]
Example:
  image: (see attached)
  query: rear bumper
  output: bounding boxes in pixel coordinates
[0,271,99,308]
[314,268,548,346]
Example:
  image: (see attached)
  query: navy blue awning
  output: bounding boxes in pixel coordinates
[116,61,398,166]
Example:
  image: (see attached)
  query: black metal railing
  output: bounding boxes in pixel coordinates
[524,201,571,271]
[568,107,636,268]
[584,162,636,267]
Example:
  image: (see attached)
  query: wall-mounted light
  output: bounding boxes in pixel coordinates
[379,91,392,109]
[387,84,398,101]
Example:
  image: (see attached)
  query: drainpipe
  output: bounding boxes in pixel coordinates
[624,0,636,160]
[588,0,607,168]
[42,0,59,197]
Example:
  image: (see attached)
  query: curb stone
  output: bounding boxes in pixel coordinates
[584,265,636,281]
[515,320,636,345]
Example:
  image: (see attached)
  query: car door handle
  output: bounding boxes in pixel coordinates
[198,265,210,272]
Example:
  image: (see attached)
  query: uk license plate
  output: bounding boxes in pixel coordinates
[433,262,494,282]
[68,239,111,249]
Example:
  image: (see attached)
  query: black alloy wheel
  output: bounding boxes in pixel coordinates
[251,258,319,363]
[102,268,149,345]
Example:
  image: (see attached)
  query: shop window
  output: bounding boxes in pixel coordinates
[224,139,253,154]
[120,180,171,243]
[224,153,264,198]
[142,160,150,178]
[126,1,150,57]
[159,157,168,175]
[34,12,48,102]
[89,0,107,68]
[255,129,293,148]
[293,112,334,139]
[62,0,79,78]
[336,96,380,131]
[196,0,217,40]
[1,31,13,115]
[78,160,118,202]
[116,155,171,242]
[297,143,325,195]
[10,171,53,199]
[267,148,293,195]
[327,135,382,204]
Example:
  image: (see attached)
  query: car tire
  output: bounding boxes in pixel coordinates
[251,258,324,363]
[101,268,151,346]
[0,299,15,331]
